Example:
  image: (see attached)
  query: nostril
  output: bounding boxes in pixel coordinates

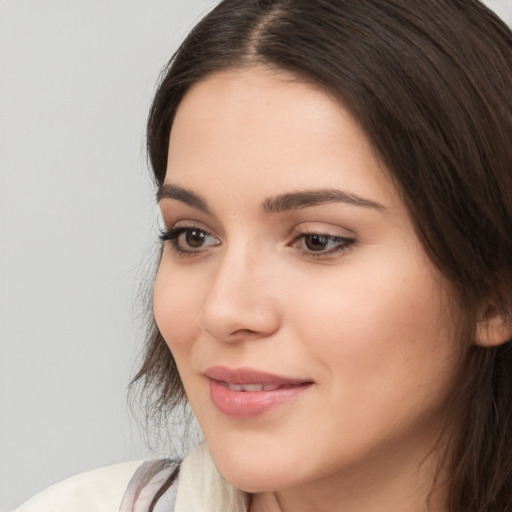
[201,324,264,343]
[232,328,260,336]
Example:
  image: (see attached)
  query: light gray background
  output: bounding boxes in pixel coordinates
[1,1,511,510]
[0,1,214,510]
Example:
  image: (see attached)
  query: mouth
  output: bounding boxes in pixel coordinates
[220,382,301,392]
[204,366,313,418]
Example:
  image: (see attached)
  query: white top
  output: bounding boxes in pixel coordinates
[13,444,249,511]
[13,461,143,512]
[174,443,248,512]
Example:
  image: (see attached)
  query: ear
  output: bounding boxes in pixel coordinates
[475,303,512,347]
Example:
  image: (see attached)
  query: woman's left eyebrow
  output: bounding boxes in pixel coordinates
[262,189,386,213]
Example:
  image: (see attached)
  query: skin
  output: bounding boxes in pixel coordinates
[153,67,463,512]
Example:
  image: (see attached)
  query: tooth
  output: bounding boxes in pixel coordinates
[228,383,243,391]
[263,383,280,391]
[241,384,263,391]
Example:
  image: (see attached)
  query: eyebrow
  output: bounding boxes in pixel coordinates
[157,183,211,213]
[262,189,385,213]
[157,183,385,214]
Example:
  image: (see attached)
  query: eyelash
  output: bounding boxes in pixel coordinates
[290,232,355,257]
[159,226,355,258]
[159,226,219,257]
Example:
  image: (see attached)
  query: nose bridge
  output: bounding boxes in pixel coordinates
[199,239,279,342]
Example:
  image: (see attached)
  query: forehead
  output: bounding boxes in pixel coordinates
[166,67,399,209]
[170,67,356,151]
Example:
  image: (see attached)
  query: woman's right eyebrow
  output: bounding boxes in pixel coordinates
[157,183,211,213]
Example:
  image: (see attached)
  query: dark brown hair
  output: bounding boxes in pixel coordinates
[133,1,512,509]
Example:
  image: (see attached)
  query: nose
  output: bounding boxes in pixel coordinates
[199,245,280,343]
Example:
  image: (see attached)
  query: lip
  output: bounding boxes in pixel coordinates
[204,365,313,418]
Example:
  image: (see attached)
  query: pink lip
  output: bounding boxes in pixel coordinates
[204,366,313,418]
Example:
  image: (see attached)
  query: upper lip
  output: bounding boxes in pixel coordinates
[204,365,311,385]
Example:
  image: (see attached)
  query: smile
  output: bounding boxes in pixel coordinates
[221,383,297,392]
[204,366,313,418]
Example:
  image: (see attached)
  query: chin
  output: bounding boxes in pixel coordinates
[218,462,293,494]
[207,437,308,493]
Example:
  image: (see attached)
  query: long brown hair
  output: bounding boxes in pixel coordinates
[132,1,512,509]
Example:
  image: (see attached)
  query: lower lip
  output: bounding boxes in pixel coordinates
[208,379,312,418]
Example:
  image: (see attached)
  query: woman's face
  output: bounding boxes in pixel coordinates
[154,68,462,496]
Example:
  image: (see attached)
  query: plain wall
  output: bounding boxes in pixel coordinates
[1,1,511,510]
[0,1,214,510]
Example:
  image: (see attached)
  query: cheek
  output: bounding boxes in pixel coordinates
[153,258,202,353]
[287,249,459,399]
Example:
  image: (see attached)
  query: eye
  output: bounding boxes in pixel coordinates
[291,232,354,256]
[159,226,220,255]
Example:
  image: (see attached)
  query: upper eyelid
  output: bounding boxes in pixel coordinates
[159,207,224,234]
[159,199,358,233]
[160,219,356,243]
[158,201,219,230]
[291,222,356,238]
[161,218,216,233]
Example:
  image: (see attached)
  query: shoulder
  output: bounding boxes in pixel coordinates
[14,461,144,512]
[119,459,180,512]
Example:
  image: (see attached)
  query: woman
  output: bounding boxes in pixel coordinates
[16,0,512,511]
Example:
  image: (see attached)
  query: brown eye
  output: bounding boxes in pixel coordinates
[291,232,355,256]
[304,234,331,251]
[159,226,220,255]
[185,229,208,248]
